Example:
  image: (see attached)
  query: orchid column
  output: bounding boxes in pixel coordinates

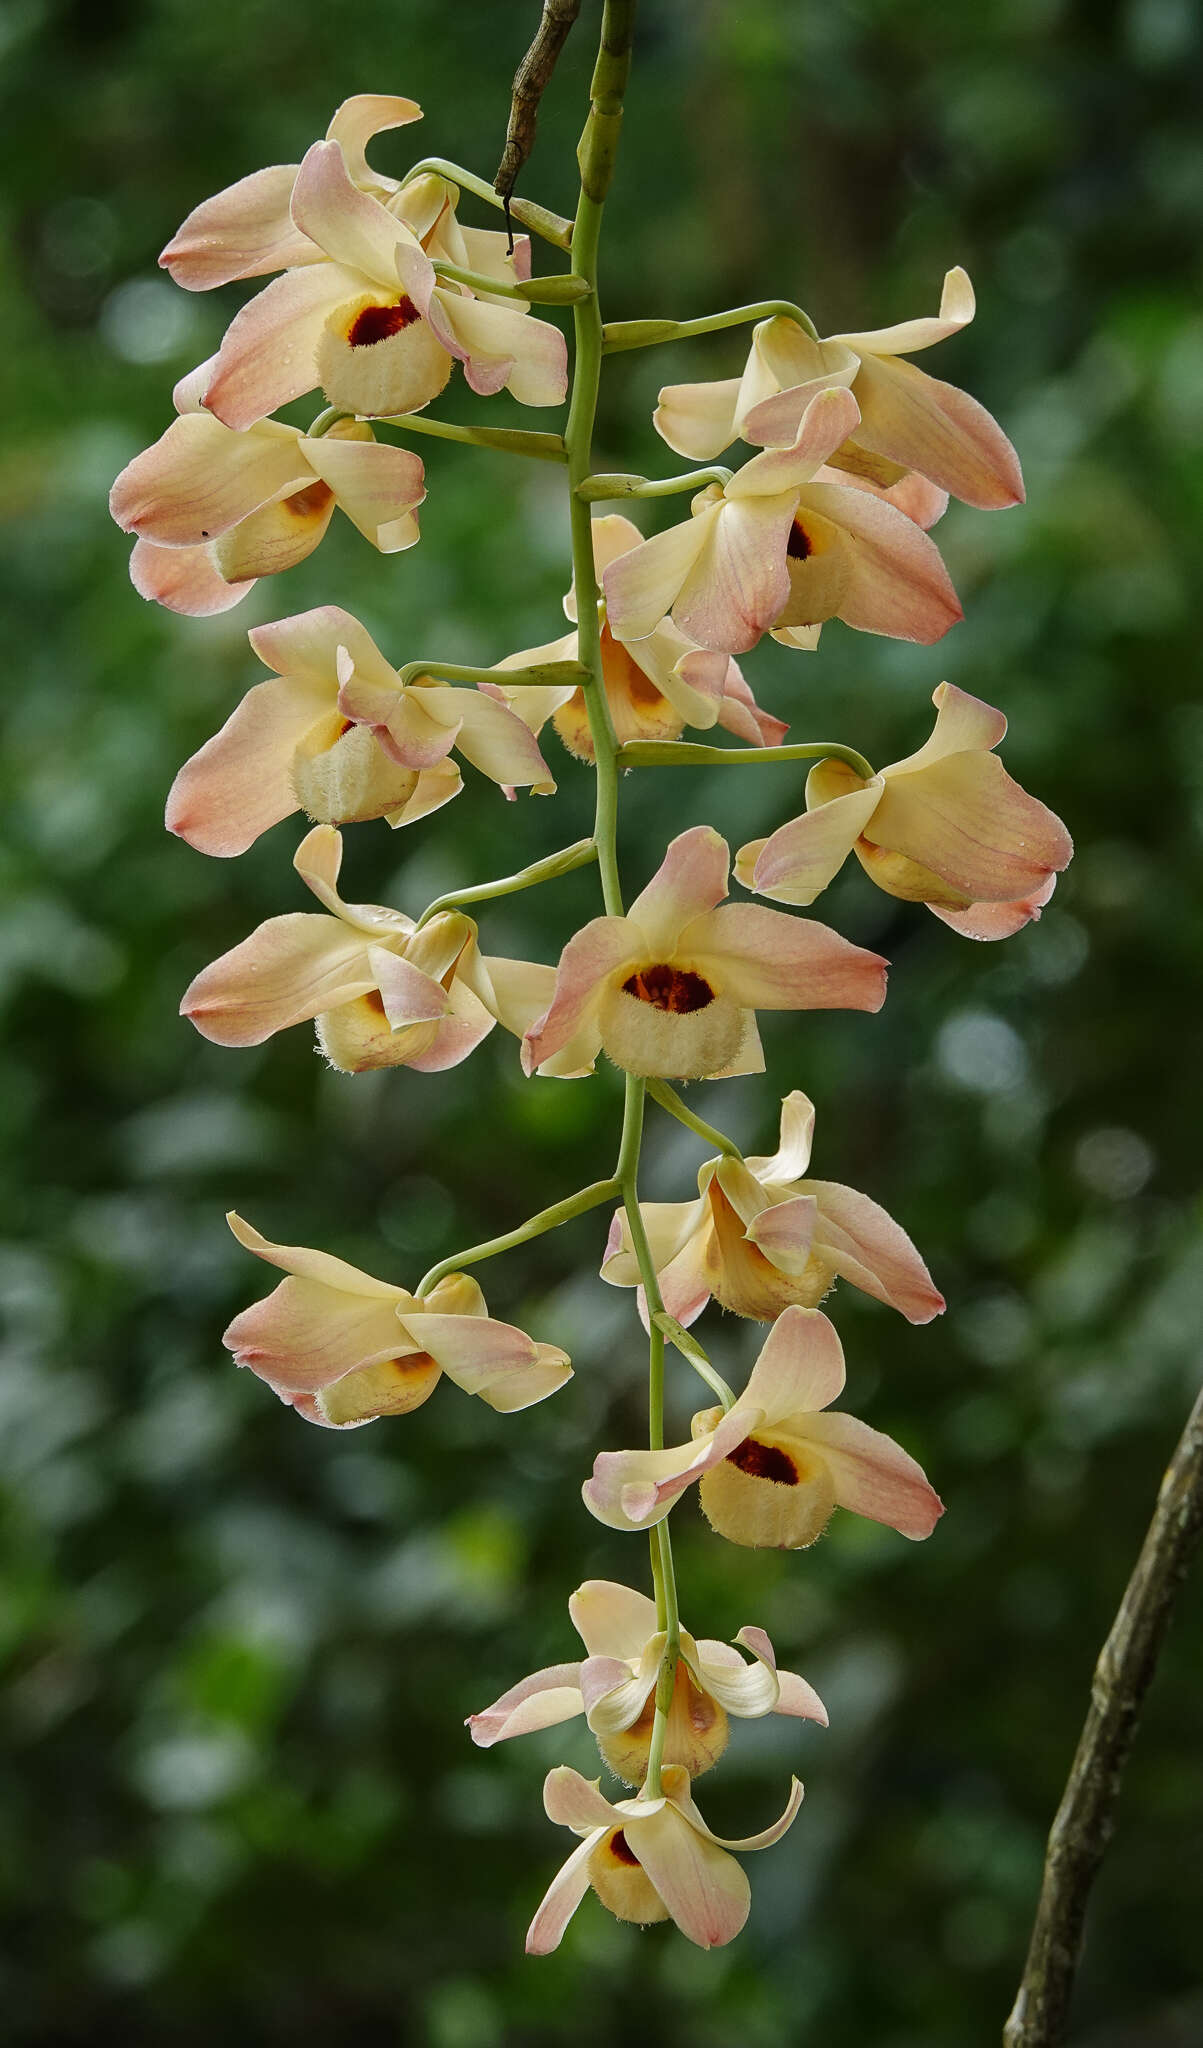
[110,0,1068,1956]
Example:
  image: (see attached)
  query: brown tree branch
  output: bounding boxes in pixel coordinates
[1004,1382,1203,2047]
[495,0,582,208]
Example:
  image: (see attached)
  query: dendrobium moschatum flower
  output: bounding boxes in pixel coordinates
[603,388,963,656]
[159,94,427,289]
[602,1091,944,1327]
[493,515,787,760]
[654,267,1024,512]
[521,825,887,1082]
[527,1763,803,1951]
[736,682,1074,939]
[224,1214,570,1428]
[182,823,512,1072]
[167,606,561,857]
[584,1306,943,1549]
[201,139,567,429]
[468,1578,826,1783]
[109,361,424,617]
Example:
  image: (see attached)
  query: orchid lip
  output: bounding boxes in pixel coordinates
[349,296,421,347]
[726,1437,800,1485]
[622,963,716,1013]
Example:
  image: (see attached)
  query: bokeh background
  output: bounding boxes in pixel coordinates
[2,0,1201,2040]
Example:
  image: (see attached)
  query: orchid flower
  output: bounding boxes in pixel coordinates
[109,361,424,617]
[469,1577,825,1783]
[159,94,430,287]
[167,606,562,858]
[492,514,786,760]
[603,388,962,655]
[224,1214,570,1428]
[584,1306,943,1549]
[201,140,566,430]
[527,1763,803,1951]
[521,825,887,1082]
[182,823,498,1072]
[736,681,1074,939]
[654,267,1023,511]
[602,1091,944,1327]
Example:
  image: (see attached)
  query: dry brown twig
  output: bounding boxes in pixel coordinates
[495,0,583,231]
[1004,1382,1203,2045]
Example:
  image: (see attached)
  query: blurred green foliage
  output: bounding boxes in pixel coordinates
[1,0,1202,2041]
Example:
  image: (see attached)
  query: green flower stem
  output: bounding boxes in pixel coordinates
[652,1311,736,1413]
[601,298,819,352]
[415,839,598,930]
[415,1178,619,1298]
[376,413,568,462]
[403,155,575,249]
[646,1077,742,1160]
[559,0,680,1800]
[576,465,731,501]
[395,658,588,691]
[305,405,355,439]
[616,737,877,781]
[430,258,592,304]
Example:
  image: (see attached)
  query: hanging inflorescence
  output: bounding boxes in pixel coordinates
[109,4,1071,1953]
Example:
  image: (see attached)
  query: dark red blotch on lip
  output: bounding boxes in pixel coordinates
[349,297,421,348]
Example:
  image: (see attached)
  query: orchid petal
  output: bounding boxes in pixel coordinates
[683,903,888,1012]
[743,1305,847,1424]
[851,350,1024,510]
[583,1406,758,1532]
[226,1211,404,1297]
[601,504,716,643]
[736,774,884,904]
[129,538,253,616]
[290,139,428,290]
[181,915,373,1046]
[653,376,743,461]
[325,93,423,181]
[749,1091,816,1184]
[629,1804,749,1949]
[930,875,1057,940]
[791,482,963,643]
[626,825,730,953]
[160,163,314,289]
[299,431,426,551]
[804,1179,945,1323]
[800,1411,944,1539]
[569,1579,660,1660]
[467,1664,584,1747]
[203,262,361,428]
[402,1312,570,1412]
[110,414,310,544]
[521,918,635,1075]
[671,492,796,654]
[525,1829,606,1954]
[834,266,976,357]
[543,1766,622,1834]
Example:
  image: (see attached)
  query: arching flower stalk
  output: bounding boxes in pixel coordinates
[114,0,1062,1955]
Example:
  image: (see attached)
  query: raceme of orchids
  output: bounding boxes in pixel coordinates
[112,15,1071,1956]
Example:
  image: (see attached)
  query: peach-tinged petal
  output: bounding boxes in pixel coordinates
[869,752,1070,902]
[736,775,884,904]
[806,1179,945,1324]
[166,675,331,857]
[801,1411,944,1539]
[543,1767,623,1834]
[898,680,1007,767]
[835,266,977,357]
[671,493,796,654]
[814,460,949,529]
[726,386,863,499]
[579,1651,659,1733]
[325,93,423,180]
[129,538,252,616]
[684,903,888,1013]
[181,915,372,1046]
[742,1193,821,1276]
[525,1830,606,1954]
[689,1636,780,1719]
[751,1090,816,1183]
[931,874,1056,940]
[627,825,730,953]
[368,946,450,1030]
[791,482,963,643]
[110,414,310,544]
[742,1305,847,1424]
[212,480,338,584]
[467,1664,584,1747]
[290,139,427,289]
[413,685,556,790]
[427,290,567,405]
[630,1805,749,1949]
[601,504,716,643]
[569,1580,659,1660]
[203,263,361,429]
[665,1768,805,1854]
[521,919,635,1075]
[583,1407,758,1532]
[405,991,496,1074]
[731,1627,828,1724]
[653,376,743,461]
[402,1312,570,1412]
[223,1281,412,1393]
[599,1198,709,1292]
[226,1211,402,1297]
[300,432,426,550]
[852,351,1023,510]
[160,163,313,289]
